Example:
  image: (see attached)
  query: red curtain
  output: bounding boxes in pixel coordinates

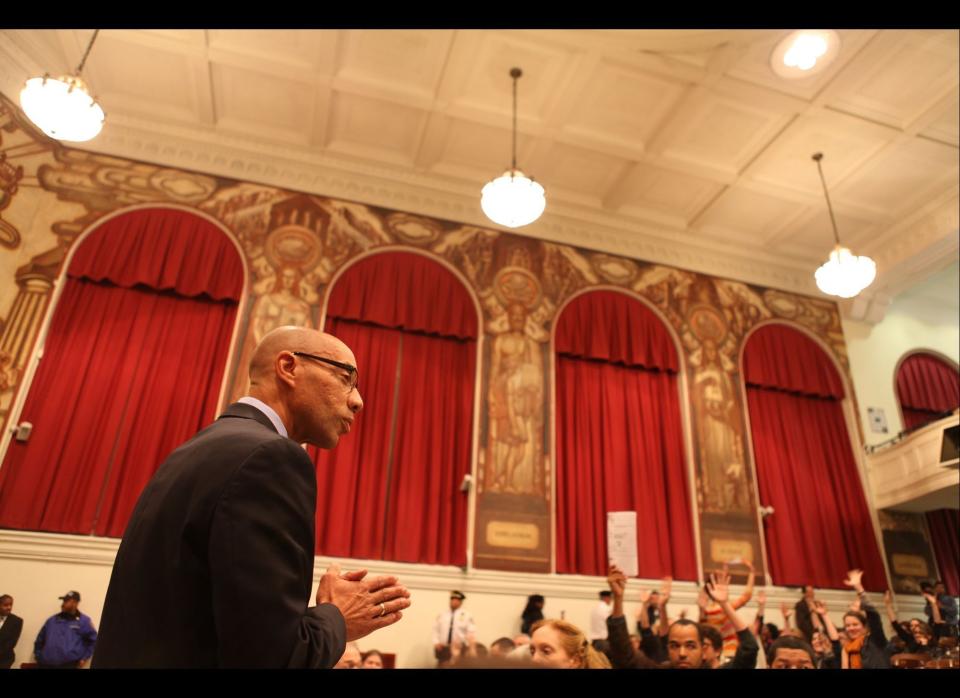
[555,291,697,579]
[311,252,476,565]
[743,324,844,398]
[0,208,242,536]
[744,324,887,591]
[896,353,960,430]
[926,509,959,597]
[68,209,243,300]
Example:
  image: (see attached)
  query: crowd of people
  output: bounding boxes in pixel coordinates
[419,568,958,670]
[2,572,957,669]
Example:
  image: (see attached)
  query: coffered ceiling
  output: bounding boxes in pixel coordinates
[1,29,957,322]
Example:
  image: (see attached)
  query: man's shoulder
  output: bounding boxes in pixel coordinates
[168,410,303,471]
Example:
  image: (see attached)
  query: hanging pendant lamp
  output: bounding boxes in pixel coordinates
[811,152,876,298]
[481,67,546,228]
[20,29,105,142]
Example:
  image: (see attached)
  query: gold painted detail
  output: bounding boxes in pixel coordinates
[891,554,929,577]
[485,521,540,550]
[709,539,753,564]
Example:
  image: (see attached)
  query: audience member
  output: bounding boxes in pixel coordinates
[768,636,816,669]
[0,594,23,669]
[833,570,889,669]
[588,590,613,652]
[361,649,384,668]
[529,619,611,669]
[521,594,545,635]
[883,590,937,655]
[432,590,476,660]
[490,637,516,657]
[34,591,97,669]
[921,580,958,637]
[794,585,818,642]
[699,623,724,668]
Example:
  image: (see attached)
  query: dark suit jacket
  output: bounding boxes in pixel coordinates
[0,613,23,669]
[92,403,346,668]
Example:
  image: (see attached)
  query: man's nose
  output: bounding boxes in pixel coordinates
[349,390,364,413]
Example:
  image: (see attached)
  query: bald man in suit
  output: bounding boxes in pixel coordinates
[94,327,411,668]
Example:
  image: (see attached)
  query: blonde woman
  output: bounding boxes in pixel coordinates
[529,619,612,669]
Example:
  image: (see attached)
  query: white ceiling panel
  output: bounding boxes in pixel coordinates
[824,30,959,129]
[326,92,427,166]
[563,59,686,151]
[837,137,960,216]
[212,62,317,144]
[745,108,899,197]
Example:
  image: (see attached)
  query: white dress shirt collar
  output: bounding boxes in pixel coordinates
[237,396,288,438]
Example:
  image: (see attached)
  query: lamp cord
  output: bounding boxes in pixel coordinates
[75,29,100,76]
[510,67,522,173]
[812,152,841,247]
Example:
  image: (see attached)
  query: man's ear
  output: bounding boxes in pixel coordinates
[276,351,297,388]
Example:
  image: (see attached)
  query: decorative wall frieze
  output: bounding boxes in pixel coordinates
[77,115,826,298]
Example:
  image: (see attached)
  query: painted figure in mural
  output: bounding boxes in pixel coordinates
[0,351,16,393]
[486,301,544,496]
[251,266,312,344]
[693,338,747,513]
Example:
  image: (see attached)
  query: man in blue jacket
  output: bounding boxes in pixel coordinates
[34,591,97,668]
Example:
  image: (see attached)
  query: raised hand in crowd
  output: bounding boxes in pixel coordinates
[657,577,673,637]
[659,576,672,606]
[706,568,730,605]
[921,590,944,624]
[780,601,793,629]
[704,568,759,668]
[607,564,628,618]
[843,569,865,595]
[752,589,767,636]
[813,599,839,641]
[697,587,710,621]
[882,590,899,626]
[636,589,651,630]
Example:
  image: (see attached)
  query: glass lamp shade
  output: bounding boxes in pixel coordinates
[814,246,877,298]
[480,169,546,228]
[20,74,105,142]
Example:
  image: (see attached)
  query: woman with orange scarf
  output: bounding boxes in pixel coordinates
[838,569,890,669]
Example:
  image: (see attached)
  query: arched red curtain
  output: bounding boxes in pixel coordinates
[896,353,960,431]
[926,509,959,597]
[0,208,243,537]
[310,252,477,566]
[744,324,887,591]
[555,291,697,579]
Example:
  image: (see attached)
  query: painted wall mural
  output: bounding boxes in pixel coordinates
[877,509,940,594]
[0,94,892,580]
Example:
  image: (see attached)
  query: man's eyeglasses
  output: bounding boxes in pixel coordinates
[292,351,359,391]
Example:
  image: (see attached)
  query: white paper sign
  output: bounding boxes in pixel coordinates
[607,511,638,577]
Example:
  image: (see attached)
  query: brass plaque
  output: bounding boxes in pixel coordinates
[709,539,754,564]
[485,521,540,550]
[891,553,929,577]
